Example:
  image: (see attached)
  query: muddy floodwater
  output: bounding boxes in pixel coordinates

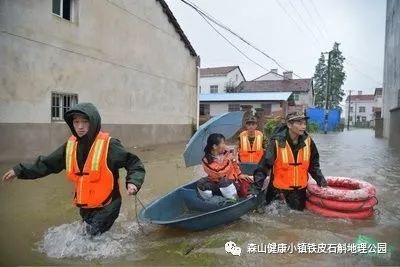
[0,129,399,266]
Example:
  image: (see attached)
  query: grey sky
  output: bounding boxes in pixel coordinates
[166,0,386,96]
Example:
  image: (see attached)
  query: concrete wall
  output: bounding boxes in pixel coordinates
[389,108,400,148]
[0,0,198,161]
[382,0,400,139]
[200,68,244,94]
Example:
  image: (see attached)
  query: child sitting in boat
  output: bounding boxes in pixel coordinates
[197,133,253,201]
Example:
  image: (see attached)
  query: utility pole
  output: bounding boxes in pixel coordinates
[354,102,358,127]
[347,90,351,130]
[324,51,332,134]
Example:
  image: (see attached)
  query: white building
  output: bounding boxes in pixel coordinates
[345,91,376,126]
[199,92,291,117]
[0,0,199,161]
[200,66,245,94]
[236,77,314,112]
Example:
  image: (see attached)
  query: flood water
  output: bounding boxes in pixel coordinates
[0,129,399,266]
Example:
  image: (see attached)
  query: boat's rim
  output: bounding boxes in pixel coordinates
[138,179,257,224]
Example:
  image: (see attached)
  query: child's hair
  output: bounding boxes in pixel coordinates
[203,133,225,163]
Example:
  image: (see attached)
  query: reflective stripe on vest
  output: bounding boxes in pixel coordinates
[65,131,114,208]
[272,137,311,190]
[239,130,264,163]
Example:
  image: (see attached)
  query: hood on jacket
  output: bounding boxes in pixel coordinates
[64,102,101,143]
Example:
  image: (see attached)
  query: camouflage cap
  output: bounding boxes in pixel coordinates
[245,116,257,124]
[286,111,309,122]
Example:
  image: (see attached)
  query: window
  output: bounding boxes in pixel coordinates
[235,74,238,81]
[349,116,353,122]
[357,116,360,122]
[53,0,76,21]
[362,116,367,122]
[51,92,78,121]
[228,103,240,112]
[200,104,210,116]
[210,85,218,94]
[261,103,272,114]
[293,93,300,101]
[359,106,366,113]
[349,107,354,113]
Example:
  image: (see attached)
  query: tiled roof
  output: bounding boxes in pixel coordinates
[157,0,197,57]
[200,66,239,77]
[236,79,312,92]
[346,94,375,102]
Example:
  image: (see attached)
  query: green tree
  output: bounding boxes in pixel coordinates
[313,42,346,109]
[225,80,242,93]
[328,42,346,108]
[313,53,328,107]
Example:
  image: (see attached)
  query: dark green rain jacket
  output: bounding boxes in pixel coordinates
[254,124,325,190]
[13,103,145,199]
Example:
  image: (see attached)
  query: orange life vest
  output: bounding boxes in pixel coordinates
[65,131,114,208]
[239,130,264,163]
[272,137,311,190]
[202,152,241,182]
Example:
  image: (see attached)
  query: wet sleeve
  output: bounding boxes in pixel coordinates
[232,160,242,177]
[308,138,326,185]
[108,138,145,190]
[13,143,66,179]
[262,134,267,149]
[253,140,276,189]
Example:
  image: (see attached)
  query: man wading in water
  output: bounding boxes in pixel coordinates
[254,112,327,211]
[2,103,145,236]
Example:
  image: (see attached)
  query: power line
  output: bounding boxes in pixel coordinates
[275,0,306,35]
[286,0,322,47]
[180,0,303,78]
[299,0,329,42]
[344,60,383,86]
[196,11,269,72]
[309,0,329,35]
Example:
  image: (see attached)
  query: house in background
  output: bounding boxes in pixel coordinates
[200,66,245,94]
[345,91,375,127]
[253,68,293,81]
[236,75,314,113]
[199,92,292,125]
[0,0,199,161]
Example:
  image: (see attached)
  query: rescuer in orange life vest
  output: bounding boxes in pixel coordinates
[2,103,145,236]
[238,116,265,163]
[253,112,327,211]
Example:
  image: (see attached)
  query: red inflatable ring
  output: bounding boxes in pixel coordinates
[307,194,378,212]
[308,176,376,201]
[306,200,374,219]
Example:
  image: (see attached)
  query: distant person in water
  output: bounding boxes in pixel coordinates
[197,133,253,200]
[238,116,265,163]
[2,103,145,236]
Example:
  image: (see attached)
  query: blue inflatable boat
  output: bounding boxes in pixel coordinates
[138,163,258,231]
